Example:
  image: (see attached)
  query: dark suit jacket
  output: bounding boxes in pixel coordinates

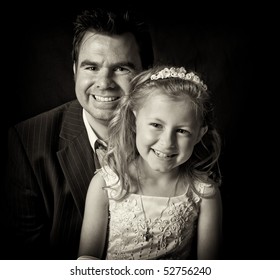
[4,100,96,259]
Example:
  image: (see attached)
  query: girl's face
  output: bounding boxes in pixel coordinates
[134,90,207,173]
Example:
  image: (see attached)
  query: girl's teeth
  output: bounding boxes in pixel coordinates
[154,150,169,158]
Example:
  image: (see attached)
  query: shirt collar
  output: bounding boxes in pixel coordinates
[83,109,102,152]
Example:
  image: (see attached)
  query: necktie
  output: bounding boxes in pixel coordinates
[94,140,106,169]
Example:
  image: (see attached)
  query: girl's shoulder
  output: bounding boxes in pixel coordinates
[97,165,119,187]
[97,166,124,199]
[192,179,218,198]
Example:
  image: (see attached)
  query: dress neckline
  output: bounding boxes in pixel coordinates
[129,182,190,199]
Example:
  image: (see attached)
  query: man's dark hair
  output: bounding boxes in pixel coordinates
[72,8,154,69]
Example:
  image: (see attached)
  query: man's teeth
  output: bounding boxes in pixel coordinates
[94,96,119,102]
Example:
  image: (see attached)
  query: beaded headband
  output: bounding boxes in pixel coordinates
[150,67,208,90]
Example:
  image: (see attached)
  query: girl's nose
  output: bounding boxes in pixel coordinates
[159,130,176,148]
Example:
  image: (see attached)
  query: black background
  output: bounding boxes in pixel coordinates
[2,6,279,259]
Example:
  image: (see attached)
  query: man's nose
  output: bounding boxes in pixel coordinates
[95,69,115,89]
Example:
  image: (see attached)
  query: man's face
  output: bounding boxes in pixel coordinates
[74,31,142,129]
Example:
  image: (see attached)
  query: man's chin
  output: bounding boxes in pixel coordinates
[93,113,113,125]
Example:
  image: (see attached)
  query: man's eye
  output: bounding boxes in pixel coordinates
[87,66,98,71]
[115,67,130,74]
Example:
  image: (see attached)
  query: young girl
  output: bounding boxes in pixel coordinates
[78,66,223,260]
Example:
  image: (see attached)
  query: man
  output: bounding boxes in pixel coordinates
[4,8,154,259]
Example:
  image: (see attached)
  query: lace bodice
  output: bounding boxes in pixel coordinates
[100,166,214,260]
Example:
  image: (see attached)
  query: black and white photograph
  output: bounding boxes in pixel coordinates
[1,5,279,271]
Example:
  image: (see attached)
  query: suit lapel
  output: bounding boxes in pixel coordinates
[57,101,95,218]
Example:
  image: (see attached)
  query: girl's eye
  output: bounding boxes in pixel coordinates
[150,123,162,129]
[177,129,191,135]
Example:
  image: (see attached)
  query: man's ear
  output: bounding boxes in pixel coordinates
[196,126,208,144]
[73,62,76,75]
[73,62,77,82]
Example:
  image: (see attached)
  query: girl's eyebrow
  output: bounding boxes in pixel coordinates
[147,117,194,129]
[146,117,165,123]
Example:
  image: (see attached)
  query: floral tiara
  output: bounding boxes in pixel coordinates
[150,67,208,90]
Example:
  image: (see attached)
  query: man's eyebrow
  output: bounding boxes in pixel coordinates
[79,60,137,70]
[79,60,97,68]
[114,62,137,70]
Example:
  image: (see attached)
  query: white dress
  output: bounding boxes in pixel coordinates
[99,166,215,260]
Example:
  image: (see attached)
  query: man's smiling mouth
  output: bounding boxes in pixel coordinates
[94,95,120,102]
